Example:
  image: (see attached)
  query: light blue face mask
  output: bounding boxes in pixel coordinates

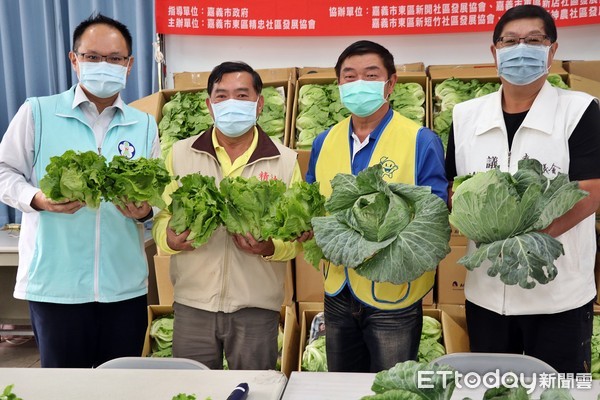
[339,80,387,117]
[211,99,257,137]
[79,61,128,98]
[496,43,550,86]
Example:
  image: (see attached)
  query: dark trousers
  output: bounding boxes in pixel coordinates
[29,295,147,368]
[466,299,595,373]
[324,285,422,373]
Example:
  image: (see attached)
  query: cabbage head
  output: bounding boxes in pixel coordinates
[309,164,451,285]
[449,158,588,289]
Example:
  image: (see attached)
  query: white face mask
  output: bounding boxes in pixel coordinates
[78,60,128,98]
[211,99,258,137]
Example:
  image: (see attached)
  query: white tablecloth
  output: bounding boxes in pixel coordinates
[0,368,287,400]
[281,371,600,400]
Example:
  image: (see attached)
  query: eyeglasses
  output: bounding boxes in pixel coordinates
[76,52,130,65]
[495,34,550,48]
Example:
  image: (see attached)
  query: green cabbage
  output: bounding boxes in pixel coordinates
[449,158,588,288]
[307,164,450,284]
[40,150,108,209]
[361,360,456,400]
[168,174,225,248]
[103,155,171,209]
[418,316,445,363]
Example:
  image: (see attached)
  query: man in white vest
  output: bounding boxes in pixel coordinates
[446,5,600,373]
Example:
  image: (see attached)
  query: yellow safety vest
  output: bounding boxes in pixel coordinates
[315,111,435,310]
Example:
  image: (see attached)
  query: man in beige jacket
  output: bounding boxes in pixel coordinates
[153,61,306,370]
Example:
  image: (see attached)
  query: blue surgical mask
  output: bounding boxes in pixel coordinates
[496,43,550,86]
[339,80,387,117]
[211,99,257,137]
[78,60,128,98]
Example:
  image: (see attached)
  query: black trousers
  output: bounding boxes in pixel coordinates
[465,298,595,373]
[29,295,147,368]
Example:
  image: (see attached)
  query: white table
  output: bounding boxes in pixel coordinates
[0,229,30,330]
[0,368,287,400]
[281,371,600,400]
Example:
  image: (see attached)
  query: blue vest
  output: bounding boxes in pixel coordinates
[27,87,156,303]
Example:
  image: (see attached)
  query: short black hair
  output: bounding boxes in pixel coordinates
[207,61,263,95]
[493,5,557,44]
[73,13,133,56]
[334,40,396,79]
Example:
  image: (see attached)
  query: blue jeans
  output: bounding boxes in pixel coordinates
[324,285,422,373]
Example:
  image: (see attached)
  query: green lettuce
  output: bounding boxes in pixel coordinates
[307,164,450,284]
[220,176,287,241]
[257,86,286,142]
[592,315,600,379]
[103,155,171,209]
[449,158,588,288]
[301,335,327,372]
[362,360,456,400]
[40,150,108,209]
[150,313,174,357]
[168,174,225,248]
[418,316,445,363]
[159,91,213,156]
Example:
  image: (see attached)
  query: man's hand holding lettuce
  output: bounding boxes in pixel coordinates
[449,158,588,289]
[305,164,451,285]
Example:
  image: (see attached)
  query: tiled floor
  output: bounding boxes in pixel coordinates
[0,334,40,368]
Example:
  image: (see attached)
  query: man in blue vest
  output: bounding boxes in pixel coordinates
[305,40,447,372]
[0,14,159,367]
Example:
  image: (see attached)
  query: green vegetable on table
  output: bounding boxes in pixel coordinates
[449,158,588,288]
[1,385,22,400]
[361,360,456,400]
[307,164,451,284]
[592,315,600,379]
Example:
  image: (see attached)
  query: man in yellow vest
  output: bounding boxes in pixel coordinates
[305,40,447,372]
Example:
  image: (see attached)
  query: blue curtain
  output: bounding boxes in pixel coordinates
[0,0,157,225]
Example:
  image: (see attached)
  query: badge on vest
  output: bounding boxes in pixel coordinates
[379,156,398,178]
[118,140,136,159]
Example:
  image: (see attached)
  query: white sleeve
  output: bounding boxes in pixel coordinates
[0,102,41,213]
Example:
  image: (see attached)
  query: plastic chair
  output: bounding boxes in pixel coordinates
[432,352,558,376]
[96,356,209,370]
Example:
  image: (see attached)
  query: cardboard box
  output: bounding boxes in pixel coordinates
[562,60,600,82]
[568,73,600,100]
[294,251,324,302]
[296,148,311,180]
[154,254,173,305]
[130,67,297,147]
[151,256,294,307]
[289,69,429,150]
[280,304,300,377]
[439,304,470,353]
[427,61,568,129]
[436,245,468,305]
[450,225,468,246]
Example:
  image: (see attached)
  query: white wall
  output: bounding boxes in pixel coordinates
[163,23,600,88]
